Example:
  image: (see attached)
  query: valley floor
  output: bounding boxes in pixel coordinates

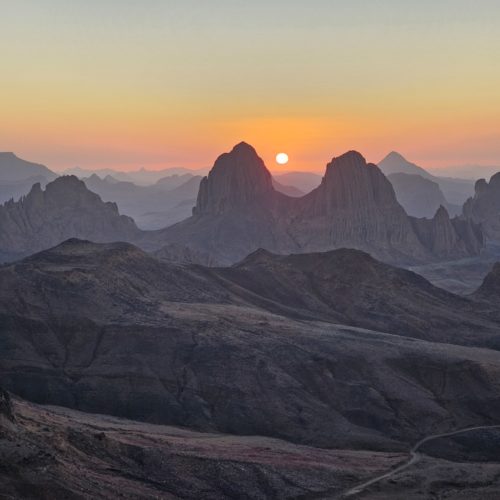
[3,396,500,499]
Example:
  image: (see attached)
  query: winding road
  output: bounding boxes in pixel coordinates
[340,424,500,499]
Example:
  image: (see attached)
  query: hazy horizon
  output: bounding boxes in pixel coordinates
[2,1,500,172]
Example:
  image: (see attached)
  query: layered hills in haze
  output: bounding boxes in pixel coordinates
[379,151,475,206]
[83,173,203,229]
[387,172,460,217]
[0,152,57,204]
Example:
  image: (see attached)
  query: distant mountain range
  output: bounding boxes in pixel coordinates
[0,152,57,204]
[273,171,323,193]
[387,172,461,217]
[379,151,475,206]
[82,173,203,229]
[146,143,482,265]
[61,165,210,185]
[1,144,498,269]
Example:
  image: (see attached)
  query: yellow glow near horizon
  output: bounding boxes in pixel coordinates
[1,2,500,172]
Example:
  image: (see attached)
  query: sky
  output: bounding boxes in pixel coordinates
[1,0,500,173]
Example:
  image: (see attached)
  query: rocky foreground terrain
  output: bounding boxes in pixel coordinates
[0,389,406,499]
[4,389,500,499]
[2,239,500,456]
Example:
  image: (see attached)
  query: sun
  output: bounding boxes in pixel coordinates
[276,152,289,165]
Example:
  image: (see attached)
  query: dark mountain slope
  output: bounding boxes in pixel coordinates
[205,248,497,345]
[2,240,500,452]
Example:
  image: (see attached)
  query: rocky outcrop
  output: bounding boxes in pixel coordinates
[287,151,432,263]
[387,172,457,218]
[194,142,275,216]
[410,206,483,260]
[463,173,500,242]
[153,145,483,265]
[0,176,140,261]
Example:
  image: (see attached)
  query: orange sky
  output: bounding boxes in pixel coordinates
[2,1,500,173]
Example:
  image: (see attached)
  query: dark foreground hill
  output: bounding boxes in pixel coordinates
[203,248,497,345]
[4,389,500,499]
[2,239,500,455]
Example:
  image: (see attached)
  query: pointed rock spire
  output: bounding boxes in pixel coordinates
[194,142,274,216]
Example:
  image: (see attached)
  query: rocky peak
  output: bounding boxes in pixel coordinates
[378,151,432,178]
[0,176,140,261]
[309,150,402,215]
[463,171,500,242]
[433,204,450,220]
[194,142,274,216]
[475,178,488,194]
[489,172,500,189]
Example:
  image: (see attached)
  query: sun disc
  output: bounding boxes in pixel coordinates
[276,152,289,165]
